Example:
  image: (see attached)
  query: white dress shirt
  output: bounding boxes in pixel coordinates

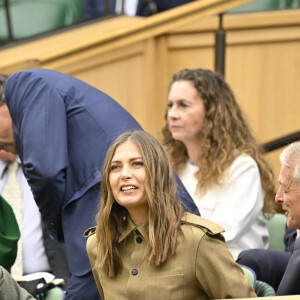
[178,155,269,260]
[115,0,139,16]
[0,158,51,275]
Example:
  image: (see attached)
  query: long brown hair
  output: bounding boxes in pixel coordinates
[162,69,276,214]
[95,131,184,278]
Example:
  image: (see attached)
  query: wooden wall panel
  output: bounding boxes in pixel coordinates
[68,39,160,137]
[225,19,300,180]
[168,44,215,72]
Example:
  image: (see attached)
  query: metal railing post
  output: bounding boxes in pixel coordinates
[215,13,225,76]
[3,0,13,41]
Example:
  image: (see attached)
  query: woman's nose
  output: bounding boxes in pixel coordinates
[121,165,131,180]
[168,106,178,119]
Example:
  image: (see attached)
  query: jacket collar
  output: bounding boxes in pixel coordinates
[118,217,149,243]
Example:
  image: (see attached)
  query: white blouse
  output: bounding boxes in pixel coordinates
[178,155,269,260]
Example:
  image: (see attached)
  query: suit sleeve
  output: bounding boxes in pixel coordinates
[5,71,68,241]
[174,172,199,215]
[277,238,300,295]
[42,223,70,287]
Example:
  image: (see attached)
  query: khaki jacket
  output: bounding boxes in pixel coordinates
[85,213,256,300]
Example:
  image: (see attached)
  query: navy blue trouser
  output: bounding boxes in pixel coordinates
[237,249,291,291]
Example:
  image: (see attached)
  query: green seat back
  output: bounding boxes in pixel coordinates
[0,0,79,42]
[227,0,299,13]
[51,0,84,23]
[241,266,276,297]
[241,266,256,290]
[5,0,84,22]
[265,213,287,251]
[0,7,9,44]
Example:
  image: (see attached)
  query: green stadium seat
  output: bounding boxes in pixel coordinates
[0,0,82,43]
[265,213,287,251]
[285,0,300,8]
[4,0,84,22]
[52,0,84,23]
[227,0,299,13]
[0,5,9,44]
[241,266,256,290]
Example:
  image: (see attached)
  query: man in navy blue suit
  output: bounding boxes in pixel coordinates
[0,70,198,299]
[136,0,195,16]
[83,0,194,19]
[83,0,113,20]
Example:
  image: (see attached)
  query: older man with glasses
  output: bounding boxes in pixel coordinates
[237,142,300,293]
[275,141,300,295]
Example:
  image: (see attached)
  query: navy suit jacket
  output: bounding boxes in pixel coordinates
[42,223,70,288]
[277,237,300,295]
[83,0,116,20]
[83,0,194,19]
[5,69,198,299]
[136,0,194,16]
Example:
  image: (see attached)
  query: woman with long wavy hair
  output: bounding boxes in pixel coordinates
[162,68,277,260]
[85,130,256,300]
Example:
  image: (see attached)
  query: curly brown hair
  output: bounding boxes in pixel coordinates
[161,69,276,215]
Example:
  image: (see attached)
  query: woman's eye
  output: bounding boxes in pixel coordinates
[180,102,188,108]
[110,165,120,171]
[133,161,143,167]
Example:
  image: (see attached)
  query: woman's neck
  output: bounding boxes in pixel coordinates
[128,208,149,226]
[184,139,202,164]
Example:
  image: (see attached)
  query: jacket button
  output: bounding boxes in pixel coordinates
[50,222,56,232]
[136,236,142,244]
[132,269,138,276]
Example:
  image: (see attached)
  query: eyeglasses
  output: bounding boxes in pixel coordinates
[279,177,293,194]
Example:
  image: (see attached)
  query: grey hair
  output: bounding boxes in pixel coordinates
[0,74,8,106]
[280,142,300,182]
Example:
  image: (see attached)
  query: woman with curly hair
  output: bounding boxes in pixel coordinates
[85,130,256,299]
[161,68,277,260]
